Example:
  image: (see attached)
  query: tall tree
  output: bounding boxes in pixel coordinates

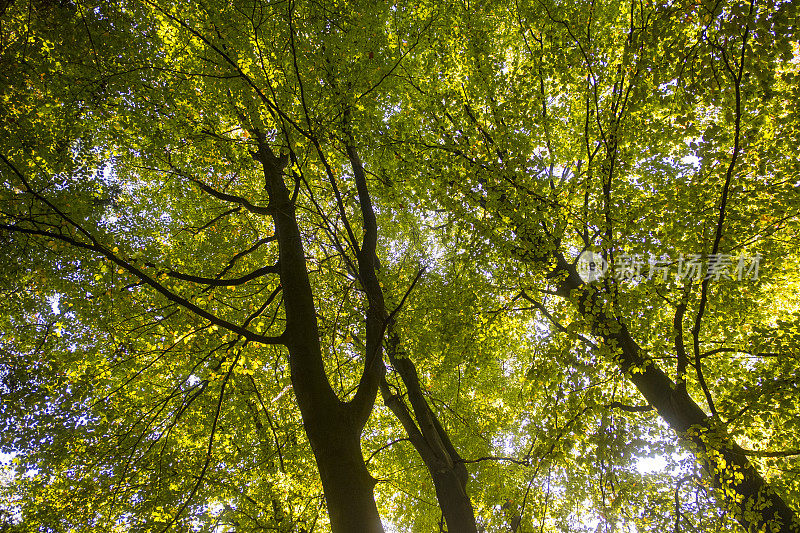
[384,0,800,530]
[2,0,799,531]
[0,0,408,530]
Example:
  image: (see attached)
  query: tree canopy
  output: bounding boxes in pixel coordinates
[1,0,799,531]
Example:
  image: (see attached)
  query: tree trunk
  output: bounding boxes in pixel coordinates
[432,468,478,533]
[381,325,478,533]
[552,254,800,533]
[382,379,478,533]
[310,421,385,533]
[256,139,386,532]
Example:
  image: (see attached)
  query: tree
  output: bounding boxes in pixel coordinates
[1,0,401,530]
[2,0,799,531]
[2,0,486,530]
[383,0,800,530]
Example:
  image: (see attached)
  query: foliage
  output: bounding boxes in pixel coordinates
[1,0,799,531]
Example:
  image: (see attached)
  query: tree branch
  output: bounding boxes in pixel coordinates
[1,224,285,346]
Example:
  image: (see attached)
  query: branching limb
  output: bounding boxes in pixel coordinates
[1,224,285,346]
[182,172,274,216]
[690,4,753,418]
[146,263,279,287]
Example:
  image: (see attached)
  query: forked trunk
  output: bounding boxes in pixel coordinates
[258,139,386,532]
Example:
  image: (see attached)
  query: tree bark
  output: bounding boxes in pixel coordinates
[551,254,800,533]
[256,139,385,533]
[381,329,478,533]
[310,418,385,533]
[431,468,478,533]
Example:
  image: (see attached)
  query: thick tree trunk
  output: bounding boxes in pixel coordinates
[432,468,478,533]
[256,140,385,533]
[552,254,800,533]
[310,422,385,533]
